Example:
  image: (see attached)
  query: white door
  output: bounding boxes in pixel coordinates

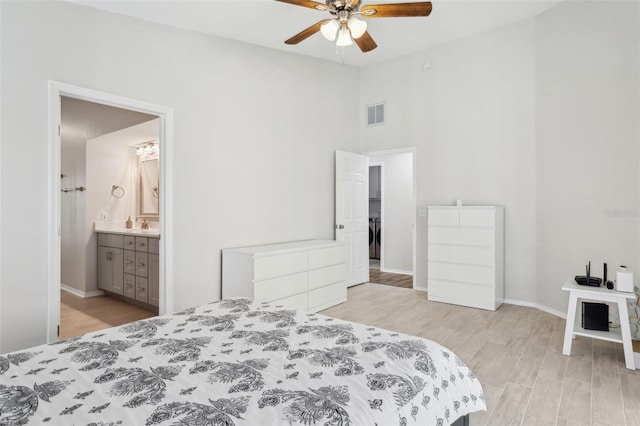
[335,150,369,287]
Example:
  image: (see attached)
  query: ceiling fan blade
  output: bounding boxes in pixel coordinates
[347,0,362,7]
[354,31,377,52]
[275,0,330,11]
[361,2,432,18]
[285,19,330,45]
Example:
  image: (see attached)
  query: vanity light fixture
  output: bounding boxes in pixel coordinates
[136,142,159,156]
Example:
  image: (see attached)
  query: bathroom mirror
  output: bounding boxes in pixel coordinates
[139,156,159,218]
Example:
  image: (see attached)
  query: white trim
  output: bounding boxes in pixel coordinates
[61,284,104,299]
[415,286,427,292]
[503,298,567,319]
[0,1,3,353]
[635,351,640,370]
[48,81,174,344]
[381,268,413,276]
[364,148,418,291]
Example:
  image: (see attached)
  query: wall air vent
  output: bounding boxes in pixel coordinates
[366,102,385,127]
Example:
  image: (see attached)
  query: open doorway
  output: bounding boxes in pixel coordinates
[366,149,415,289]
[48,82,174,343]
[59,97,160,338]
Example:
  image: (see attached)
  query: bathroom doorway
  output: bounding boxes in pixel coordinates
[48,82,174,342]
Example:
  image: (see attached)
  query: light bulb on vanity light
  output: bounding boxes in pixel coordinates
[336,25,353,47]
[320,19,339,41]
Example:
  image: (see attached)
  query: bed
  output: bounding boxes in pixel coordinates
[0,298,485,425]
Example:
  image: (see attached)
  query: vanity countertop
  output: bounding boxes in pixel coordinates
[94,222,160,237]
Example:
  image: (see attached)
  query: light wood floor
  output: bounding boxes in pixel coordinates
[369,268,413,288]
[321,283,640,426]
[60,291,155,339]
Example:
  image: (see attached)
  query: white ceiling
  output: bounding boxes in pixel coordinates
[61,97,157,142]
[70,0,559,67]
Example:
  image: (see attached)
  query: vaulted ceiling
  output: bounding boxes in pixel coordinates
[69,0,559,67]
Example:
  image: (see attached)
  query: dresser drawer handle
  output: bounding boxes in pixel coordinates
[138,262,146,267]
[126,284,133,288]
[138,288,145,293]
[125,260,133,264]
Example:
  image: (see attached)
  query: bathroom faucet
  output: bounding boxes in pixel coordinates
[136,217,149,230]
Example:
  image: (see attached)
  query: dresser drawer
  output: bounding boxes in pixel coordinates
[428,209,459,227]
[254,252,307,281]
[459,209,495,227]
[254,272,307,302]
[428,279,497,311]
[308,246,345,270]
[148,238,160,254]
[98,233,124,249]
[135,252,148,277]
[136,276,149,303]
[427,244,494,266]
[135,237,149,252]
[428,261,495,286]
[271,292,308,311]
[123,273,136,298]
[428,227,494,246]
[124,236,136,250]
[124,250,136,274]
[308,264,346,291]
[308,281,347,312]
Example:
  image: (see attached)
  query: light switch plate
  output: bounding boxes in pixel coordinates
[418,209,427,218]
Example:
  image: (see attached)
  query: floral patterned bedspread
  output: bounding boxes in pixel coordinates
[0,298,485,425]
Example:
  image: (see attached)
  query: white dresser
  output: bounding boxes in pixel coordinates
[222,240,347,313]
[427,206,504,311]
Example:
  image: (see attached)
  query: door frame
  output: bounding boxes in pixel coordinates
[364,148,417,289]
[47,81,174,343]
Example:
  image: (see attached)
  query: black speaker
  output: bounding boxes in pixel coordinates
[581,302,609,331]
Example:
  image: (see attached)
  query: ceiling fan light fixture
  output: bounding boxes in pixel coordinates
[320,19,339,41]
[336,25,353,47]
[347,16,367,39]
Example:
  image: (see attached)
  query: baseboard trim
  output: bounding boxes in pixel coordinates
[381,268,413,276]
[61,284,104,299]
[415,286,427,292]
[503,298,567,319]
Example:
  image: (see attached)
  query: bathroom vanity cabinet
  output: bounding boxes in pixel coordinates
[98,232,159,309]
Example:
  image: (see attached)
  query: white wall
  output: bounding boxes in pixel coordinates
[360,19,537,302]
[535,0,640,313]
[369,152,414,275]
[0,1,360,353]
[359,1,639,315]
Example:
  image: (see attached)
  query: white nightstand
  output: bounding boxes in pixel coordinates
[562,279,636,370]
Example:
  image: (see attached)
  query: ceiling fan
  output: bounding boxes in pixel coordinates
[276,0,432,53]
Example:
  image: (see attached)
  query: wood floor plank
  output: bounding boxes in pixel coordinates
[60,290,155,339]
[486,382,532,425]
[523,377,563,424]
[558,378,591,425]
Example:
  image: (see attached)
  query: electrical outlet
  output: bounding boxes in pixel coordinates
[100,212,108,221]
[418,209,427,218]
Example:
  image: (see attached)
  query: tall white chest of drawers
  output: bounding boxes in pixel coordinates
[427,206,504,311]
[222,240,347,313]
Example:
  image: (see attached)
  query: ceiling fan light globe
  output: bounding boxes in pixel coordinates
[347,17,367,39]
[336,27,353,46]
[320,19,339,41]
